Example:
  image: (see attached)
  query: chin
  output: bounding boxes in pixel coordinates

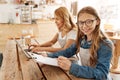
[84,32,91,35]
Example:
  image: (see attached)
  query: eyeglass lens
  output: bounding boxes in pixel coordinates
[78,19,96,27]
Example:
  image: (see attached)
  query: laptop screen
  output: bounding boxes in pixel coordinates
[15,39,32,59]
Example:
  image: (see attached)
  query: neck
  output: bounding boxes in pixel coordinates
[86,34,92,41]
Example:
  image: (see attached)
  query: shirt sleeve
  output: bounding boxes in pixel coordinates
[69,40,113,80]
[67,30,77,40]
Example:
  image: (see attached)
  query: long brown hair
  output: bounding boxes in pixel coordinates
[54,7,77,33]
[76,6,112,66]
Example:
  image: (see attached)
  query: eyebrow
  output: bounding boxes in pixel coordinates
[78,18,96,21]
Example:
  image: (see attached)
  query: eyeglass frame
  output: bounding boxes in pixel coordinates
[77,18,97,27]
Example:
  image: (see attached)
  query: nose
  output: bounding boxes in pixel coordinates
[82,23,87,29]
[55,20,57,24]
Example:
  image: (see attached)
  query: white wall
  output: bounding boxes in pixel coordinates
[0,2,63,23]
[0,4,18,23]
[77,0,120,30]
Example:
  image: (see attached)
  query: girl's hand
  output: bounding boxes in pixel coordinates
[28,44,38,50]
[31,47,42,52]
[57,56,71,71]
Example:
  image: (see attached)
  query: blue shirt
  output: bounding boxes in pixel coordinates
[48,39,113,80]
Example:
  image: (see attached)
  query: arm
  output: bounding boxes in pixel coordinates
[62,30,77,50]
[39,33,58,47]
[29,33,58,49]
[69,41,113,80]
[47,43,77,58]
[36,39,76,52]
[43,30,77,52]
[32,30,77,52]
[39,30,77,52]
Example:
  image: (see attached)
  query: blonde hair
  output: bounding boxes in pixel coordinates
[76,6,112,66]
[54,7,76,33]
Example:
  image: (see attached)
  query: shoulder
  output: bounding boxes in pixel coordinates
[100,39,113,49]
[68,29,77,35]
[67,30,77,40]
[57,31,61,36]
[55,32,59,37]
[98,39,113,57]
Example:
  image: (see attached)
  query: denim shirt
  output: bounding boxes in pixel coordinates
[48,39,113,80]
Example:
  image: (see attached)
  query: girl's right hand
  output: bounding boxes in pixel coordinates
[28,44,38,50]
[57,56,71,71]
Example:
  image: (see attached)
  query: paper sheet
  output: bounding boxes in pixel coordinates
[27,52,58,66]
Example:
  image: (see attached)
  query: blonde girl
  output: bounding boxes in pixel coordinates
[29,7,77,53]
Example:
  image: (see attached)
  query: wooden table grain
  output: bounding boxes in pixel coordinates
[1,40,92,80]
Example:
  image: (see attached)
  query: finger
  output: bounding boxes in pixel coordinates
[28,45,31,49]
[28,45,35,50]
[31,48,36,52]
[58,56,67,61]
[58,62,66,70]
[58,61,62,67]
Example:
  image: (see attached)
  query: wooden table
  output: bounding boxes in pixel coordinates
[109,36,120,74]
[1,40,92,80]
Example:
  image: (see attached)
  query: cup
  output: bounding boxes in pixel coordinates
[21,36,25,47]
[25,36,31,45]
[21,29,28,36]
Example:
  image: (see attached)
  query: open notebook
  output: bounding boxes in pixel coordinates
[28,52,58,66]
[15,39,58,66]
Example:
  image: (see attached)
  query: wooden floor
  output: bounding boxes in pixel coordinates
[0,23,120,80]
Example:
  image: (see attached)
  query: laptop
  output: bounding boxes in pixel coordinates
[14,39,58,66]
[15,39,32,59]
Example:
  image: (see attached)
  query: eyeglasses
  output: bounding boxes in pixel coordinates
[77,19,96,27]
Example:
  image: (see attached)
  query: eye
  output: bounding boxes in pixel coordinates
[86,20,93,24]
[79,21,83,25]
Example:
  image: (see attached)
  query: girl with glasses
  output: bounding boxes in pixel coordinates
[43,6,113,80]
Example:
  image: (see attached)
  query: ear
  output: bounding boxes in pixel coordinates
[96,19,100,25]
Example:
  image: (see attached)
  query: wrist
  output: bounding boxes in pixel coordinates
[37,45,41,47]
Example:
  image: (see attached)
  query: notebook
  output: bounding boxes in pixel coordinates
[29,52,58,66]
